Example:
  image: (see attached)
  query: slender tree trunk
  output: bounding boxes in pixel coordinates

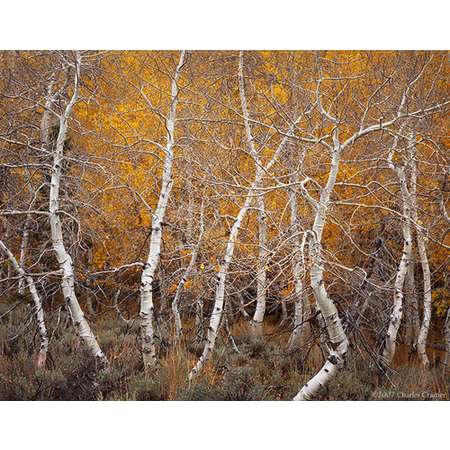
[0,239,48,368]
[189,194,253,379]
[238,51,268,336]
[48,52,108,369]
[18,216,31,296]
[294,143,349,401]
[287,187,309,351]
[139,50,186,371]
[252,191,268,336]
[189,53,302,379]
[382,167,413,366]
[409,141,432,367]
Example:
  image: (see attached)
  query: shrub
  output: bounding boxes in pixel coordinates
[220,367,265,401]
[127,368,170,401]
[175,382,224,401]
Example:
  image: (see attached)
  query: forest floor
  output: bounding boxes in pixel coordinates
[0,303,448,401]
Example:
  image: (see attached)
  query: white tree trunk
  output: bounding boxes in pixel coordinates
[238,51,268,336]
[48,52,108,369]
[189,73,300,378]
[409,141,432,367]
[189,194,253,379]
[253,192,268,335]
[17,218,31,296]
[294,143,349,401]
[0,239,48,368]
[382,166,413,365]
[140,50,186,371]
[287,186,309,351]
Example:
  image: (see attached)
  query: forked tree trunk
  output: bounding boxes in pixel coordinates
[294,142,349,401]
[48,52,108,369]
[382,166,413,366]
[0,239,48,368]
[409,141,432,367]
[17,80,53,297]
[140,50,186,371]
[238,50,268,336]
[189,77,301,379]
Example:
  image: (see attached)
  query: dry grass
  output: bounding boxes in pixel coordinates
[0,303,448,400]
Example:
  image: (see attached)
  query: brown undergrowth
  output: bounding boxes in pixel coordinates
[0,303,448,400]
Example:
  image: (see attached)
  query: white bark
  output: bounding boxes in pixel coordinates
[189,194,253,379]
[0,239,48,368]
[253,192,268,335]
[18,82,55,296]
[139,50,186,370]
[17,218,30,296]
[287,185,309,351]
[48,52,108,368]
[382,142,413,366]
[189,56,301,379]
[238,51,268,335]
[294,139,349,401]
[409,140,432,367]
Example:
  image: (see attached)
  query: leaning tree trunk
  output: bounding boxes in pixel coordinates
[409,141,432,367]
[382,165,413,366]
[189,72,300,379]
[294,142,349,401]
[18,79,54,297]
[238,50,268,336]
[0,239,48,368]
[189,194,253,379]
[139,50,186,371]
[48,52,108,369]
[17,212,31,297]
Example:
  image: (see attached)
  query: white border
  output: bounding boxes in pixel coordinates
[1,0,448,49]
[0,401,448,449]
